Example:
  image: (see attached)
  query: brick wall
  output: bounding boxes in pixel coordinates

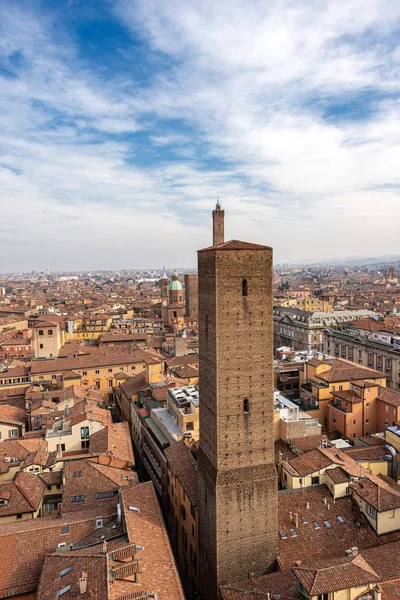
[197,245,278,600]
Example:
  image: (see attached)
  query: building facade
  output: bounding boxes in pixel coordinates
[325,327,400,391]
[274,307,378,353]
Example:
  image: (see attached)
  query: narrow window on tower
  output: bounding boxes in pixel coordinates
[243,398,250,413]
[242,278,248,297]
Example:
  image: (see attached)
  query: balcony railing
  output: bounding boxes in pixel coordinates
[328,401,352,414]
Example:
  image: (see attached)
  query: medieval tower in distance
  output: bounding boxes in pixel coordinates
[212,199,224,246]
[197,207,278,599]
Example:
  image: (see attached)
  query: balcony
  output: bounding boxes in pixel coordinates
[328,401,352,414]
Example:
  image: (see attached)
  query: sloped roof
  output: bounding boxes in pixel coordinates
[199,239,272,252]
[293,555,380,594]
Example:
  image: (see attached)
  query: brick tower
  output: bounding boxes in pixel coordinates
[197,239,277,600]
[212,199,224,246]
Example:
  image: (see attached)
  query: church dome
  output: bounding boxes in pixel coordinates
[168,270,182,291]
[169,279,183,291]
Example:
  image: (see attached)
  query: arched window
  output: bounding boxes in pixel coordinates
[243,398,250,413]
[242,279,248,297]
[38,330,44,336]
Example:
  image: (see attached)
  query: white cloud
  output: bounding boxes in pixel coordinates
[1,0,400,270]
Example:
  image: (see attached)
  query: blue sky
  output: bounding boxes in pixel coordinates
[1,0,400,271]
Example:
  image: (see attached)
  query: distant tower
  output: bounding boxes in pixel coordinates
[212,198,224,246]
[197,238,278,600]
[185,274,198,318]
[161,268,169,323]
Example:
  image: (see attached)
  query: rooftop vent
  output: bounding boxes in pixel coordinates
[128,505,140,513]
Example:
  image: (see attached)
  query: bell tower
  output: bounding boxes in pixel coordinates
[212,199,224,246]
[197,238,278,600]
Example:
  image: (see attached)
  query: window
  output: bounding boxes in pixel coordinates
[366,402,370,407]
[108,368,113,373]
[385,405,389,412]
[337,515,345,524]
[108,380,113,388]
[243,398,250,413]
[95,370,100,375]
[318,595,329,600]
[58,566,72,578]
[52,375,56,380]
[366,504,376,519]
[8,429,18,438]
[186,422,194,431]
[82,371,87,376]
[353,420,356,425]
[70,496,85,503]
[333,414,336,424]
[39,344,44,349]
[48,330,53,335]
[61,525,69,534]
[81,426,89,439]
[39,330,44,336]
[242,279,248,297]
[96,518,103,528]
[366,419,369,424]
[339,385,343,391]
[311,476,320,485]
[73,471,82,478]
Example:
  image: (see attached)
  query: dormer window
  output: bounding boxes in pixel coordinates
[242,279,248,297]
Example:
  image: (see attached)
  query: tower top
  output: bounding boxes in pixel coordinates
[212,199,225,246]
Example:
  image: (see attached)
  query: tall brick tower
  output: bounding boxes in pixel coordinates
[197,238,277,600]
[212,199,224,246]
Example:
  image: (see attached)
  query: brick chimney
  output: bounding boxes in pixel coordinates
[79,571,88,596]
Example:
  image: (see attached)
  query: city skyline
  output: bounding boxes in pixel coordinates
[1,0,400,271]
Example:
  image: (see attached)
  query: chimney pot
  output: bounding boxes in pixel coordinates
[79,571,88,596]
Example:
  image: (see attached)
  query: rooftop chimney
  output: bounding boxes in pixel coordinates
[374,586,382,600]
[102,540,108,554]
[79,571,88,596]
[294,513,299,528]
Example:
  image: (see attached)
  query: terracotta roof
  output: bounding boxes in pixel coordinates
[325,467,351,484]
[31,348,161,375]
[37,554,108,600]
[164,440,198,507]
[277,486,400,571]
[357,579,400,600]
[14,471,46,510]
[287,449,333,476]
[118,482,185,600]
[89,422,135,465]
[289,436,330,454]
[166,354,199,368]
[351,477,400,512]
[0,404,26,425]
[199,239,272,252]
[344,446,389,462]
[0,509,117,598]
[120,371,148,398]
[221,570,301,599]
[293,555,380,594]
[377,387,400,407]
